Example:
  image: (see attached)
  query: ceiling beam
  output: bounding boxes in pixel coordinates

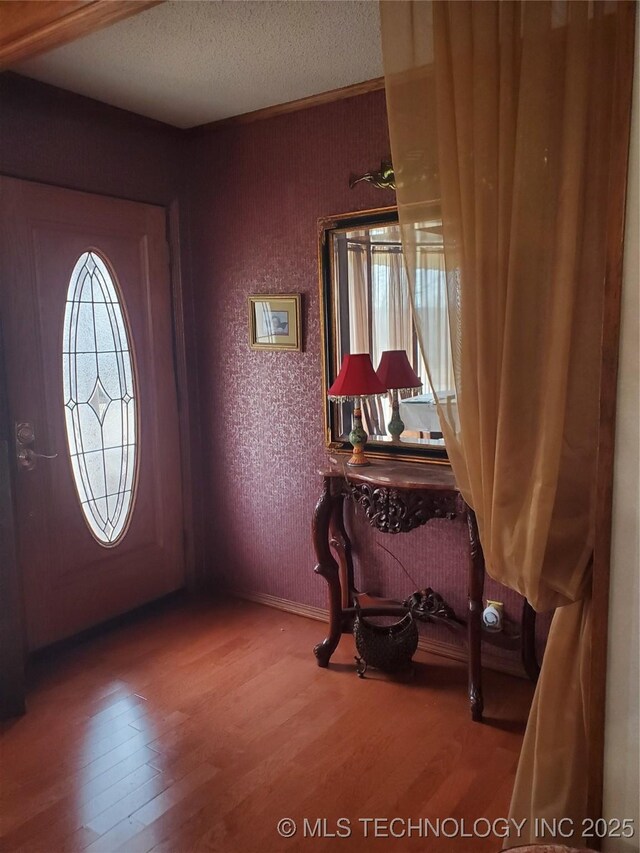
[0,0,162,69]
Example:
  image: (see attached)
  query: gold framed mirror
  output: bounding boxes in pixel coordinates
[318,206,450,464]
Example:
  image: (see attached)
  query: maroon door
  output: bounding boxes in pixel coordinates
[0,176,185,650]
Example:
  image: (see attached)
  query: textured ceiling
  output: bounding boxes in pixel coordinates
[13,0,383,129]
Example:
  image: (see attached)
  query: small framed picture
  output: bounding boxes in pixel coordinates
[248,294,301,351]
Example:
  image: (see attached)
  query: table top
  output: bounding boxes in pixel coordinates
[319,457,457,492]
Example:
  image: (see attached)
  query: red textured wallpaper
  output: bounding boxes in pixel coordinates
[1,74,549,671]
[185,90,550,672]
[0,73,182,205]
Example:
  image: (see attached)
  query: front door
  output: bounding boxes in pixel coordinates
[0,177,185,650]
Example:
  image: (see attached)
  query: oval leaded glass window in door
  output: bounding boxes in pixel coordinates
[62,251,138,545]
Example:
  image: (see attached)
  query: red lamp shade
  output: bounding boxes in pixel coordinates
[328,353,387,400]
[376,350,422,391]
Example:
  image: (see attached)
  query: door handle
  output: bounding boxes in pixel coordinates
[15,422,58,471]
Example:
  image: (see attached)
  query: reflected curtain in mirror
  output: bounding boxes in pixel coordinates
[320,209,453,461]
[343,223,453,393]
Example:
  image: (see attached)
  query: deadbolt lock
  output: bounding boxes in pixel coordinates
[15,422,58,470]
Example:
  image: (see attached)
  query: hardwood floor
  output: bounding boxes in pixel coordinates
[0,596,534,852]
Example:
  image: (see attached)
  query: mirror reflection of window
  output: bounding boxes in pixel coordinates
[332,219,453,448]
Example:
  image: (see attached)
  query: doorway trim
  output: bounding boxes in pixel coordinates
[167,198,202,590]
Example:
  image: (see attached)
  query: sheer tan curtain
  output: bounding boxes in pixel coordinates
[381,0,624,841]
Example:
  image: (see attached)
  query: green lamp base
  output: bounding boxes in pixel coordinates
[388,389,405,440]
[347,400,371,466]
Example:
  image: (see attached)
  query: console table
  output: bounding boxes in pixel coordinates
[311,458,539,722]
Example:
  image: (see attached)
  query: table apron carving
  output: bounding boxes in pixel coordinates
[346,482,461,533]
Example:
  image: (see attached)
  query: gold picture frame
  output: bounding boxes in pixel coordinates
[248,294,301,351]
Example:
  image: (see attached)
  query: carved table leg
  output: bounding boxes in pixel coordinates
[467,508,485,722]
[521,599,540,683]
[330,492,357,612]
[312,476,343,667]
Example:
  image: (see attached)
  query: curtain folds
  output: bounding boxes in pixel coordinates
[371,249,413,357]
[380,0,624,841]
[347,239,370,354]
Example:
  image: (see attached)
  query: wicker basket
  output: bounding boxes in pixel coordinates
[353,609,419,676]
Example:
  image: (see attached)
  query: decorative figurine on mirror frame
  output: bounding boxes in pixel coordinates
[349,159,396,191]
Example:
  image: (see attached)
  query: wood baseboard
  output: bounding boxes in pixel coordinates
[231,589,526,679]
